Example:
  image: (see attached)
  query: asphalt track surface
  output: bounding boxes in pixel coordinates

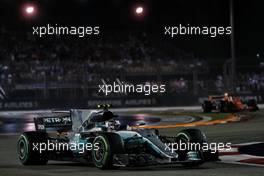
[0,109,264,176]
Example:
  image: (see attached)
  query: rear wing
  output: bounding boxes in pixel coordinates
[209,95,225,100]
[209,93,231,100]
[34,109,102,132]
[34,112,72,132]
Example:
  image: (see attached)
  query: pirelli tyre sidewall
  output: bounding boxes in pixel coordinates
[92,134,113,169]
[18,134,29,163]
[17,132,48,165]
[176,129,205,167]
[202,101,212,113]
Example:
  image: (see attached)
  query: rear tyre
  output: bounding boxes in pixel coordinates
[219,100,230,112]
[202,101,212,113]
[17,131,48,165]
[176,129,206,167]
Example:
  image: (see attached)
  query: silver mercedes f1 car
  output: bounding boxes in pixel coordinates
[17,105,218,169]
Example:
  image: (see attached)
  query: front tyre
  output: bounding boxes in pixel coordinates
[17,131,48,165]
[247,99,259,111]
[92,135,113,169]
[176,129,206,167]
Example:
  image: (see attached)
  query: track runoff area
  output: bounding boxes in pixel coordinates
[0,106,264,176]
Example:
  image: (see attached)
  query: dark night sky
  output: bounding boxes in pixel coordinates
[0,0,263,60]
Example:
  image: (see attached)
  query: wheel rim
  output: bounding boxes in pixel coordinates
[177,133,190,143]
[94,140,105,162]
[18,139,27,160]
